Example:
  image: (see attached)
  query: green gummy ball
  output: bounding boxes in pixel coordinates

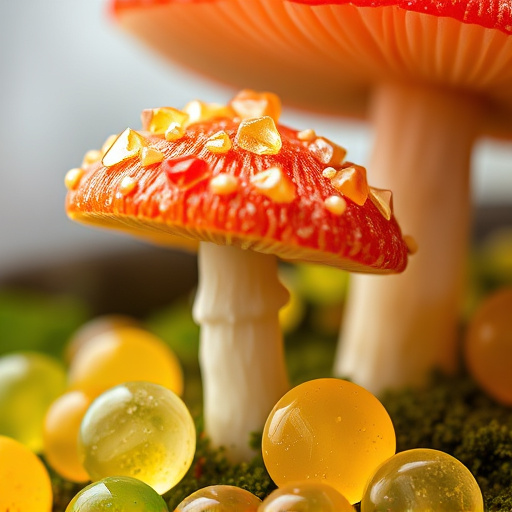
[361,448,484,512]
[65,476,169,511]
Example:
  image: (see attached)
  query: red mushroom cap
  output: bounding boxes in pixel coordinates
[66,94,409,273]
[290,0,512,33]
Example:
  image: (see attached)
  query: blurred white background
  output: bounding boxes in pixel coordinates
[0,0,510,278]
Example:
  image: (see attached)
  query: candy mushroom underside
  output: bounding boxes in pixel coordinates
[65,93,410,462]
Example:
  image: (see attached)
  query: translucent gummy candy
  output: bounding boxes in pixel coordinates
[361,448,484,512]
[235,116,282,155]
[0,435,52,512]
[259,482,355,512]
[262,378,396,505]
[79,381,195,494]
[65,476,168,512]
[175,485,261,512]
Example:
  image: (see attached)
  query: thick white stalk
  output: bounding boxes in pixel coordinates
[192,242,290,462]
[335,83,483,394]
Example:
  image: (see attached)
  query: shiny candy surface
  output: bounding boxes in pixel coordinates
[68,326,183,397]
[361,448,484,512]
[0,352,67,452]
[259,482,355,512]
[262,378,396,504]
[465,287,512,405]
[43,390,92,482]
[229,89,281,122]
[141,106,189,134]
[205,130,232,153]
[308,137,346,167]
[0,435,53,512]
[235,116,282,155]
[65,314,140,363]
[102,128,148,167]
[250,167,296,203]
[330,164,369,206]
[79,381,195,494]
[65,476,168,511]
[175,485,261,512]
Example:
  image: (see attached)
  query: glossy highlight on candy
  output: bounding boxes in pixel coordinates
[361,448,484,512]
[65,476,168,511]
[262,378,396,504]
[79,381,195,494]
[0,435,53,512]
[175,485,261,512]
[259,482,355,512]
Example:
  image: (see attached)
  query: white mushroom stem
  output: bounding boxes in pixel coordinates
[335,82,483,394]
[192,242,290,462]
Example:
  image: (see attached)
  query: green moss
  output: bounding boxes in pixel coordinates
[162,427,275,510]
[45,463,83,512]
[381,372,512,511]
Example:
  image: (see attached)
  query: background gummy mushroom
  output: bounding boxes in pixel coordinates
[65,91,409,461]
[111,0,512,393]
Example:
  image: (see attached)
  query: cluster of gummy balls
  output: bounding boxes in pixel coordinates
[1,287,512,511]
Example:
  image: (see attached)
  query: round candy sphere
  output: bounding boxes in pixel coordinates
[79,381,195,494]
[0,352,67,452]
[43,390,93,482]
[262,378,396,505]
[259,482,355,512]
[0,435,53,512]
[361,448,484,512]
[175,485,261,511]
[68,326,183,397]
[465,287,512,405]
[65,476,168,512]
[65,314,140,363]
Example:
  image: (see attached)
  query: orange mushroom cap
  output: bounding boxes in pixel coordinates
[111,0,512,139]
[66,93,409,273]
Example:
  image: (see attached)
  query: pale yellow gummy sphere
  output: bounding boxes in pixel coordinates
[68,326,183,397]
[0,435,53,512]
[79,381,195,494]
[262,378,396,504]
[361,448,484,511]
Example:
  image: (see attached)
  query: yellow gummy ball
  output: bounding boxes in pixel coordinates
[43,390,92,482]
[259,482,355,512]
[65,314,140,364]
[0,435,53,511]
[262,378,396,505]
[361,448,484,511]
[68,326,183,397]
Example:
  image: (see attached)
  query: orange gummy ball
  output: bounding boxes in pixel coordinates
[0,435,53,512]
[175,485,261,511]
[262,378,396,505]
[68,326,183,397]
[43,390,92,482]
[465,287,512,405]
[259,482,355,512]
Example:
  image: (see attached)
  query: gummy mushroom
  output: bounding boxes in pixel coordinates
[111,0,512,393]
[65,92,409,461]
